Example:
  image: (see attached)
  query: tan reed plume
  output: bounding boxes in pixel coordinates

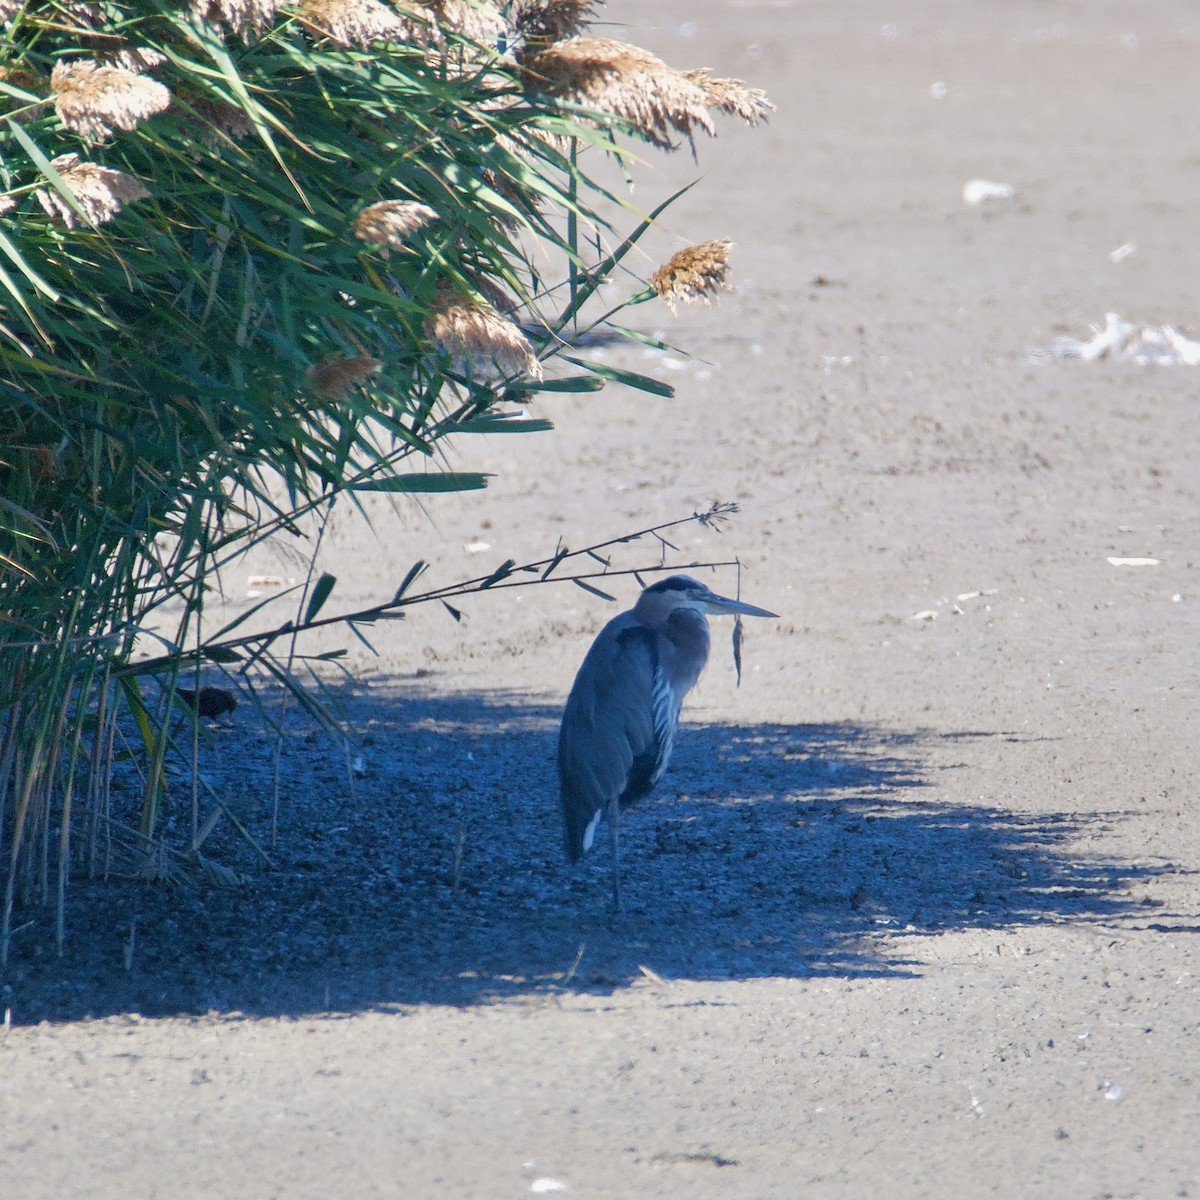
[189,0,281,37]
[522,36,714,150]
[353,200,438,249]
[650,238,734,313]
[424,284,543,381]
[306,355,383,397]
[296,0,417,47]
[51,59,171,142]
[417,0,505,43]
[683,69,775,125]
[36,152,150,227]
[513,0,597,49]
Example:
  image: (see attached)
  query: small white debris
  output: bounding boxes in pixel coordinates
[464,541,491,554]
[1046,313,1200,365]
[963,179,1015,205]
[1162,327,1200,365]
[1109,241,1136,262]
[955,589,998,602]
[531,1179,568,1194]
[929,81,947,99]
[1069,312,1134,361]
[911,609,939,622]
[352,753,368,778]
[1172,593,1182,603]
[821,354,856,373]
[1107,557,1160,567]
[1104,1081,1125,1103]
[247,574,293,587]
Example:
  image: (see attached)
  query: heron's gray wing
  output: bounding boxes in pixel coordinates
[558,620,675,861]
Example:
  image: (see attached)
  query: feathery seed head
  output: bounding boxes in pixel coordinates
[306,355,383,397]
[37,152,149,227]
[187,94,256,147]
[513,0,597,51]
[650,238,734,312]
[417,0,505,44]
[424,284,543,381]
[189,0,280,37]
[352,200,438,249]
[297,0,417,47]
[522,37,714,150]
[104,47,168,73]
[51,59,171,142]
[0,64,44,94]
[684,69,775,125]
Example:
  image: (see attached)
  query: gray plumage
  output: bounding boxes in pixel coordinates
[557,575,778,910]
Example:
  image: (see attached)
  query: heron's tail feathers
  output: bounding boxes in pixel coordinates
[560,782,603,864]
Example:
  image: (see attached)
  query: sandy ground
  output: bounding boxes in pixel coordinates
[5,1,1200,1196]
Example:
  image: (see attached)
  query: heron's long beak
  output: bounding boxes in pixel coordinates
[697,590,778,619]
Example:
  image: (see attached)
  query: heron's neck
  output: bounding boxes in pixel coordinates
[660,609,710,697]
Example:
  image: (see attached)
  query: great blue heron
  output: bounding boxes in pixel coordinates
[558,574,778,910]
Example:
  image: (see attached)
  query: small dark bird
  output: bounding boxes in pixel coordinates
[558,575,777,910]
[176,686,238,720]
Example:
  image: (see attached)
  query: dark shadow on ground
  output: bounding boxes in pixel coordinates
[2,684,1183,1023]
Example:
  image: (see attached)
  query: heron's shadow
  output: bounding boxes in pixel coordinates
[4,683,1183,1022]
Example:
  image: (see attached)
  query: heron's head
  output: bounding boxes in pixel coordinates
[635,575,778,625]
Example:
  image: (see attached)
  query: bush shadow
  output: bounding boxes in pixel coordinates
[3,684,1181,1023]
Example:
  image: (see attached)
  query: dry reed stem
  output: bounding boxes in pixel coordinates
[297,0,417,47]
[51,59,171,142]
[650,237,734,312]
[37,152,149,227]
[424,284,542,380]
[522,36,714,149]
[352,199,437,248]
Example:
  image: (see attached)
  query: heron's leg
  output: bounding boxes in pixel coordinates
[607,795,621,913]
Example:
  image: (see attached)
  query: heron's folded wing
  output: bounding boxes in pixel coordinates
[558,621,665,858]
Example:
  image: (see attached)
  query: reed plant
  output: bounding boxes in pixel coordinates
[0,0,770,959]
